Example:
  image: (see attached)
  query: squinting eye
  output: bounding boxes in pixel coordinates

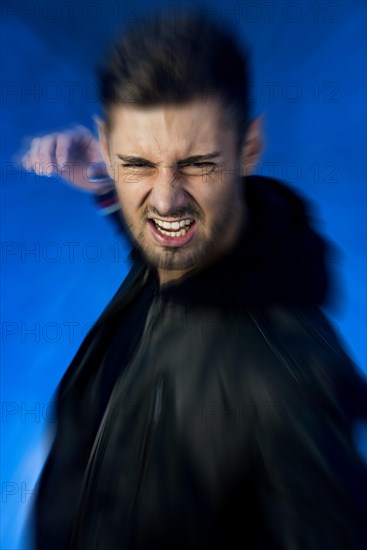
[180,162,217,176]
[119,164,156,176]
[121,163,147,169]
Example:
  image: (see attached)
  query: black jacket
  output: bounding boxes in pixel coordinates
[33,176,367,549]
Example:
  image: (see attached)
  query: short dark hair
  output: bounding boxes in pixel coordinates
[96,7,252,150]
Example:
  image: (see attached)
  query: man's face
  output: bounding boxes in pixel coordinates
[100,98,247,284]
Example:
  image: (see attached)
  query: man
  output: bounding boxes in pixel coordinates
[25,9,367,550]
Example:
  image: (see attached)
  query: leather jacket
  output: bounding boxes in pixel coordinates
[33,176,367,549]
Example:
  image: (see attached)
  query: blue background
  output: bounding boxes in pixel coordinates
[1,1,366,547]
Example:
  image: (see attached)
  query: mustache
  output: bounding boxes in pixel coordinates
[143,206,204,221]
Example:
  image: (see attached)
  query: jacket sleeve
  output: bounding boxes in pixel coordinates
[250,305,367,549]
[31,256,148,549]
[92,187,126,236]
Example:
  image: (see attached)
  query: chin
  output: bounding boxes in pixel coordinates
[143,246,198,271]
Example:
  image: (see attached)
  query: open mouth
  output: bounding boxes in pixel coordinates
[148,218,197,247]
[151,218,194,237]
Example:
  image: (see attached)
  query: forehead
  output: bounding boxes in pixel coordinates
[106,98,236,158]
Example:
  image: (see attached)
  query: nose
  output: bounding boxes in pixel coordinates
[148,167,188,217]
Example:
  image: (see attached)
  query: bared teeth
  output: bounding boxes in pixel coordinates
[158,227,187,237]
[153,220,192,237]
[153,218,193,230]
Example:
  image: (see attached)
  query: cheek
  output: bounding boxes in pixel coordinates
[199,182,236,218]
[115,182,145,213]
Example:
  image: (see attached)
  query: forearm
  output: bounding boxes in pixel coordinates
[92,184,126,236]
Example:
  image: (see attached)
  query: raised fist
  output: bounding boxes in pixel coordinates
[21,125,114,194]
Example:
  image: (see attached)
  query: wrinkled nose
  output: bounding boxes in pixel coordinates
[148,168,189,217]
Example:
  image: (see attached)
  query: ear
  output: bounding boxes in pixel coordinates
[93,115,114,179]
[240,113,265,176]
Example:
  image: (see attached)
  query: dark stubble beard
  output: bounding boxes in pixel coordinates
[123,199,244,274]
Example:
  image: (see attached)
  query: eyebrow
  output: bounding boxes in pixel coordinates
[116,151,222,165]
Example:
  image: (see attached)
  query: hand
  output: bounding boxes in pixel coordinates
[21,125,114,193]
